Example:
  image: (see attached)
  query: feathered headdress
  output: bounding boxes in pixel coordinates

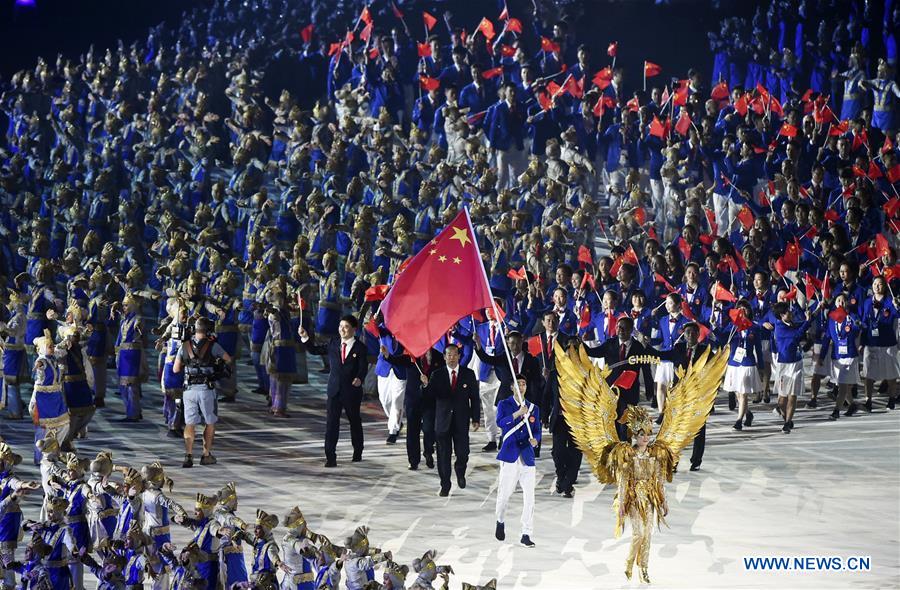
[618,405,654,438]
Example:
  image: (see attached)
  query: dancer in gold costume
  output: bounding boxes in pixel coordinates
[555,342,728,583]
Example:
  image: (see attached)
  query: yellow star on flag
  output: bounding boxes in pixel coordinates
[452,257,461,264]
[438,255,447,262]
[449,226,472,247]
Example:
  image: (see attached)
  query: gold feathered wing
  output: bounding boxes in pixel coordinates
[554,341,631,484]
[649,346,729,480]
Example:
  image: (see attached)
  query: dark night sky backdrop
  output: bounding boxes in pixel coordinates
[0,1,728,92]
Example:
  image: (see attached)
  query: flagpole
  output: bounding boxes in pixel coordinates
[464,206,534,436]
[643,62,646,92]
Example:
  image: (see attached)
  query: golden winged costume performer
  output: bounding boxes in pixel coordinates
[555,341,728,583]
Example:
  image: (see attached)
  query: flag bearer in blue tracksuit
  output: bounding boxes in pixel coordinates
[494,375,541,549]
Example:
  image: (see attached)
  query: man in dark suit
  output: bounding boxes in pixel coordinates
[660,322,710,471]
[300,315,369,467]
[584,316,659,441]
[387,347,443,471]
[427,343,480,496]
[536,311,579,498]
[473,330,543,407]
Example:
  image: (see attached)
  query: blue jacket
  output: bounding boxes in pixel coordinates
[496,397,541,467]
[484,101,525,152]
[773,318,812,364]
[819,314,862,361]
[861,297,899,347]
[727,326,765,367]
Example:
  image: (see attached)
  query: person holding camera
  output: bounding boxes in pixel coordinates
[173,317,232,468]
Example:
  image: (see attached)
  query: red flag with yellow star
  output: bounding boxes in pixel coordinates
[380,209,493,356]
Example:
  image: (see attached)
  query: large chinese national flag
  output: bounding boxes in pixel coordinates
[381,209,493,356]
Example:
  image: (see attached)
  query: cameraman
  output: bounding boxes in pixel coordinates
[173,317,231,468]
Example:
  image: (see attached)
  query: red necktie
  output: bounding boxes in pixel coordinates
[512,357,519,375]
[620,343,626,362]
[451,369,457,390]
[489,324,496,347]
[547,335,554,358]
[341,342,347,363]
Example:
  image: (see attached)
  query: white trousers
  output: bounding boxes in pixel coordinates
[377,371,406,434]
[495,457,536,536]
[713,191,729,235]
[479,380,501,443]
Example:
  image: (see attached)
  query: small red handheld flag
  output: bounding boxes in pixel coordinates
[577,245,593,265]
[422,11,437,31]
[540,37,560,53]
[828,308,847,324]
[644,61,661,77]
[592,67,613,89]
[300,24,315,44]
[365,284,390,302]
[419,75,440,91]
[675,110,692,136]
[476,18,496,41]
[607,41,618,57]
[778,123,798,138]
[506,267,527,280]
[612,370,638,390]
[714,283,737,302]
[711,81,729,101]
[359,6,373,26]
[728,308,753,331]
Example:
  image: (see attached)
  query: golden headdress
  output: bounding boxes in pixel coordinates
[383,561,410,587]
[141,461,173,492]
[0,442,23,467]
[121,293,140,309]
[217,482,238,509]
[282,506,307,531]
[125,521,148,548]
[62,452,90,475]
[255,509,278,532]
[344,525,370,556]
[121,467,144,490]
[89,451,114,477]
[195,493,217,513]
[33,328,54,356]
[45,496,69,514]
[35,430,61,456]
[618,405,654,438]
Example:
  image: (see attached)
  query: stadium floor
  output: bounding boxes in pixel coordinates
[2,353,898,589]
